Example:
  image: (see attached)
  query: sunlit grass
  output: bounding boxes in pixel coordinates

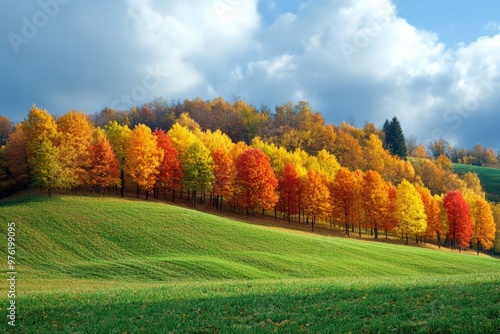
[454,163,500,202]
[1,195,499,333]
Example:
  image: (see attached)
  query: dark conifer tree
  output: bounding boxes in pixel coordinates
[383,116,407,159]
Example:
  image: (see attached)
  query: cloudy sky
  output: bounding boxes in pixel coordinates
[1,0,500,150]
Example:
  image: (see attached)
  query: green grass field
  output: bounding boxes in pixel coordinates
[454,163,500,202]
[1,195,500,333]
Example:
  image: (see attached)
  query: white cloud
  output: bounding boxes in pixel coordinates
[125,0,261,95]
[2,0,500,149]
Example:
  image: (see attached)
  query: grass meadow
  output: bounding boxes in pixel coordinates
[453,163,500,203]
[1,195,500,333]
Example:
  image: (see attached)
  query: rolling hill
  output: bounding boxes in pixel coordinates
[453,163,500,202]
[1,195,500,333]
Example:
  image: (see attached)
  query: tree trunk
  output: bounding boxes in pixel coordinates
[120,169,125,197]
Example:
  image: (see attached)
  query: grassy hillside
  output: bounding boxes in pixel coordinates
[1,195,500,333]
[454,163,500,202]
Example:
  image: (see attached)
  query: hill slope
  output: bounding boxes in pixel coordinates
[454,163,500,202]
[2,195,499,282]
[1,195,500,333]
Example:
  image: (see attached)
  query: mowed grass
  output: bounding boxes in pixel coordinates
[454,163,500,202]
[1,195,500,333]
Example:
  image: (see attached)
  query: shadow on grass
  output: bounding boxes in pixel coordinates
[6,277,500,333]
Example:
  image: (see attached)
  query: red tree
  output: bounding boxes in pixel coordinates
[279,163,300,223]
[154,129,182,201]
[443,191,474,250]
[235,148,279,215]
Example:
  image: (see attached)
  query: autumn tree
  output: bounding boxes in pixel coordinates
[461,172,484,197]
[279,163,300,222]
[428,138,451,159]
[0,147,9,197]
[414,144,429,159]
[443,191,474,250]
[88,129,120,194]
[332,123,364,170]
[381,184,399,239]
[0,116,13,146]
[182,141,214,208]
[57,111,94,190]
[3,125,29,186]
[330,167,358,236]
[234,148,279,215]
[466,193,496,253]
[395,180,427,244]
[105,121,132,197]
[30,139,64,197]
[360,170,388,239]
[126,124,162,200]
[301,170,330,232]
[154,129,182,201]
[363,134,386,173]
[212,149,235,212]
[416,185,442,246]
[21,105,60,162]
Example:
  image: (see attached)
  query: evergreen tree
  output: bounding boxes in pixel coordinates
[383,116,407,159]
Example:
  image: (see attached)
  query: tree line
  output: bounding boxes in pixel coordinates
[0,102,498,254]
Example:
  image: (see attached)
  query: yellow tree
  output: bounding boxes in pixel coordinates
[20,105,67,191]
[315,149,340,182]
[29,139,64,197]
[126,124,162,200]
[416,184,442,245]
[21,105,59,161]
[183,141,214,208]
[395,180,427,244]
[363,134,386,173]
[466,192,496,253]
[461,172,484,197]
[57,111,94,190]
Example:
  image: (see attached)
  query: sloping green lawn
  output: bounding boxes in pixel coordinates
[454,163,500,202]
[1,195,499,333]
